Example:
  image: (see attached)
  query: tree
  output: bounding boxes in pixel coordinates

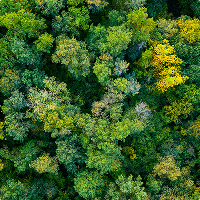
[21,68,46,89]
[86,0,109,12]
[154,155,181,181]
[0,9,47,38]
[29,152,59,175]
[105,175,147,200]
[136,39,189,92]
[34,33,54,53]
[55,135,86,173]
[11,36,41,66]
[0,0,35,16]
[178,17,200,44]
[51,6,90,37]
[126,7,156,44]
[164,99,193,123]
[0,179,29,200]
[0,36,16,70]
[99,24,132,57]
[34,0,66,16]
[93,58,112,86]
[12,140,41,172]
[74,170,106,199]
[0,69,21,96]
[52,36,90,80]
[1,90,32,141]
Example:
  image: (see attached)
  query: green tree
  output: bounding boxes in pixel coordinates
[52,36,90,80]
[55,135,86,173]
[0,179,29,200]
[74,170,106,199]
[99,24,132,57]
[34,0,66,16]
[51,6,90,37]
[34,33,54,53]
[105,175,147,199]
[1,90,32,141]
[126,7,156,44]
[0,9,47,38]
[11,36,41,66]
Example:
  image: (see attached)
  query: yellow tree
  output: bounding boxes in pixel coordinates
[137,39,189,92]
[178,18,200,44]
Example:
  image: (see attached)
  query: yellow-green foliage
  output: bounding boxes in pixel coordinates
[0,69,20,96]
[34,33,54,53]
[29,153,59,174]
[0,159,4,171]
[164,99,193,123]
[154,155,181,181]
[126,7,156,43]
[157,19,179,38]
[0,9,47,37]
[188,119,200,137]
[178,18,200,44]
[0,122,6,140]
[122,146,137,160]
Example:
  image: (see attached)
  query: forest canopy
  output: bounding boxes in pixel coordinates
[0,0,200,199]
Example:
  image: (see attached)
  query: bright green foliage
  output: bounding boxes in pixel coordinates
[26,76,80,137]
[105,175,147,199]
[52,7,90,37]
[0,0,199,198]
[0,179,29,200]
[34,0,66,16]
[29,152,59,174]
[4,140,41,172]
[52,36,90,80]
[0,9,47,38]
[100,25,132,57]
[11,37,41,66]
[126,7,156,44]
[1,90,31,141]
[34,33,54,53]
[112,74,141,96]
[0,69,21,96]
[93,59,112,86]
[55,135,86,173]
[74,170,106,199]
[0,37,16,70]
[113,77,130,93]
[85,142,123,174]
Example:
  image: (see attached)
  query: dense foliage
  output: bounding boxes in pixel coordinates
[0,0,200,199]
